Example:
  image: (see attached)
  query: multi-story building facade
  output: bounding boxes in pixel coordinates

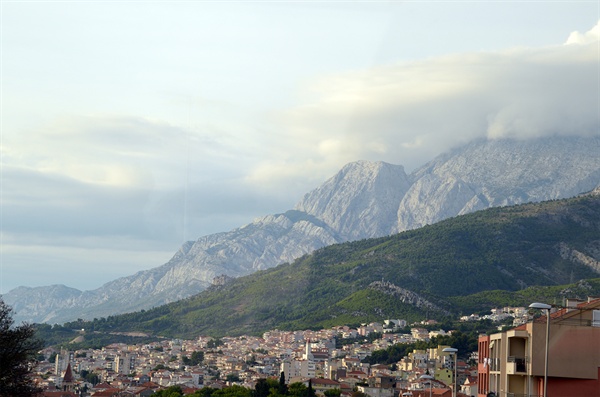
[478,297,600,397]
[281,359,316,382]
[54,349,73,376]
[115,353,136,375]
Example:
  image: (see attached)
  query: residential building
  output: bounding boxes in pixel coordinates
[460,376,478,397]
[434,367,453,389]
[115,353,135,375]
[281,358,316,381]
[357,384,394,397]
[411,328,430,341]
[478,297,600,397]
[311,378,342,394]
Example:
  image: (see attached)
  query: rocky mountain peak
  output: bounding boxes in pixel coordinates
[295,160,411,239]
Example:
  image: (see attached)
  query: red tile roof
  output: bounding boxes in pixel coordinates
[311,378,341,385]
[62,363,75,383]
[532,297,600,323]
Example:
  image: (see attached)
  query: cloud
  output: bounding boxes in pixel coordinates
[3,115,236,188]
[1,114,298,247]
[250,28,599,180]
[565,19,600,45]
[1,115,288,248]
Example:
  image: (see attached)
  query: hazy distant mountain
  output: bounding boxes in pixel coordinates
[5,135,600,324]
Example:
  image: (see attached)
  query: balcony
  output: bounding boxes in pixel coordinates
[506,356,527,374]
[488,358,500,372]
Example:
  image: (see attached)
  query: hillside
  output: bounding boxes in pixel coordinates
[66,189,600,339]
[6,135,600,324]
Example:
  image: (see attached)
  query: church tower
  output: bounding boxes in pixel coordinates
[62,362,75,392]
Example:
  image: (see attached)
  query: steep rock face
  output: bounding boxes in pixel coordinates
[395,136,600,231]
[558,242,600,275]
[368,281,452,316]
[5,136,600,324]
[295,160,412,240]
[145,210,341,298]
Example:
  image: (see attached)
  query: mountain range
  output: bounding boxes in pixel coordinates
[4,135,600,324]
[52,186,600,339]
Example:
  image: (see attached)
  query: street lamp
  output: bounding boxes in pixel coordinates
[529,302,552,397]
[443,347,458,397]
[420,374,433,397]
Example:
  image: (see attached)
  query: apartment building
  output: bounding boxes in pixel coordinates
[478,297,600,397]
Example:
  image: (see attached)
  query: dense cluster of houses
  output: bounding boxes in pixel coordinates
[459,306,529,327]
[34,320,475,397]
[34,298,600,397]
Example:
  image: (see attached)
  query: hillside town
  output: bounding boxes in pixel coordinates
[31,296,600,397]
[33,306,535,397]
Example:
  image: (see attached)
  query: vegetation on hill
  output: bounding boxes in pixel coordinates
[363,330,480,365]
[36,193,600,343]
[33,323,159,350]
[447,279,600,315]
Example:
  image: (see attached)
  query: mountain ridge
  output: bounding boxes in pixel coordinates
[56,189,600,339]
[5,135,600,324]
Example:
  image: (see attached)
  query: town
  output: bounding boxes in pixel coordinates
[34,305,534,397]
[33,296,600,397]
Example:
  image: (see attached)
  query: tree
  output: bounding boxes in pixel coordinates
[226,373,241,383]
[0,297,43,397]
[84,371,100,385]
[215,385,252,397]
[288,382,307,397]
[307,379,316,397]
[153,385,184,397]
[183,350,204,366]
[254,378,270,397]
[193,387,217,397]
[278,371,288,395]
[324,389,341,397]
[207,338,224,349]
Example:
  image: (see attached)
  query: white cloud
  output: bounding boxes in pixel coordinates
[565,19,600,45]
[2,114,259,189]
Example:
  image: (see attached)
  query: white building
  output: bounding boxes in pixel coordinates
[281,359,316,382]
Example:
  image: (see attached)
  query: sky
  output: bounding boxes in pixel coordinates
[1,1,599,294]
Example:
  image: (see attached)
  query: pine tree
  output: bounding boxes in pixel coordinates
[278,371,288,395]
[0,298,43,397]
[254,378,270,397]
[307,379,316,397]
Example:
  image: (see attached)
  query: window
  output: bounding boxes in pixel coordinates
[592,310,600,327]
